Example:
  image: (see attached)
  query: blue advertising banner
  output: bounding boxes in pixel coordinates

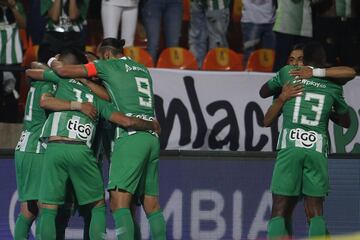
[1,157,359,239]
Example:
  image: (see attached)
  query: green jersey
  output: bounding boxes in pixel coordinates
[89,57,156,138]
[0,3,26,64]
[16,81,55,153]
[267,65,349,154]
[41,0,89,32]
[40,70,116,147]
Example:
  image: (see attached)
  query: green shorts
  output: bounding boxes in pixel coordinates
[108,132,160,197]
[271,147,329,197]
[39,143,104,205]
[15,151,44,202]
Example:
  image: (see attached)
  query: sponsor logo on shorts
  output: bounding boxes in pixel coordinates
[289,128,318,148]
[67,119,92,140]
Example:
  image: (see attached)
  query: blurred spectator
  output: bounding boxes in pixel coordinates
[101,0,138,47]
[141,0,183,62]
[188,0,230,68]
[272,0,312,71]
[27,0,46,45]
[38,0,90,63]
[312,0,360,67]
[241,0,276,66]
[0,0,26,122]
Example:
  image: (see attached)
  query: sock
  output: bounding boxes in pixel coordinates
[267,216,287,240]
[285,218,293,236]
[309,216,327,239]
[90,205,106,240]
[147,210,166,240]
[39,208,57,240]
[134,220,142,240]
[112,208,134,240]
[14,213,33,240]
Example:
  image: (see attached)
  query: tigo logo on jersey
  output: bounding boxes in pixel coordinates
[289,128,318,148]
[67,119,92,140]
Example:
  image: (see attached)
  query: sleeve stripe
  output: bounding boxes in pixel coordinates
[84,63,97,77]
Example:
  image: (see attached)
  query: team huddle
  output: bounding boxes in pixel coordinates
[13,39,356,240]
[14,38,166,240]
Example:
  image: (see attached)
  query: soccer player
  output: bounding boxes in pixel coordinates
[13,61,98,239]
[26,49,160,240]
[47,38,166,240]
[263,42,351,239]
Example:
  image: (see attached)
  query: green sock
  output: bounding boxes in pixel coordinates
[89,205,106,240]
[14,213,33,240]
[309,216,327,239]
[134,220,142,240]
[267,216,287,240]
[112,208,134,240]
[147,210,166,240]
[39,208,57,240]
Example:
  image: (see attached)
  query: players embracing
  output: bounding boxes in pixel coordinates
[262,42,353,239]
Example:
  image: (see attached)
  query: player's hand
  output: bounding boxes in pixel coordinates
[279,83,304,103]
[80,102,97,120]
[289,66,313,79]
[152,120,161,136]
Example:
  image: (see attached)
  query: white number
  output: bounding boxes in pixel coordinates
[135,77,152,108]
[24,87,35,121]
[72,89,94,103]
[293,92,325,126]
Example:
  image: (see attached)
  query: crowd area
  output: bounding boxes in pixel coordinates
[0,0,359,123]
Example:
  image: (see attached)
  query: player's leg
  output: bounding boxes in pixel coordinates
[78,204,92,240]
[39,203,59,240]
[303,150,330,238]
[141,136,166,240]
[14,151,43,239]
[68,144,107,240]
[55,180,75,240]
[108,133,152,240]
[14,201,37,240]
[130,202,142,240]
[268,148,303,239]
[110,190,134,240]
[37,143,71,239]
[304,196,327,238]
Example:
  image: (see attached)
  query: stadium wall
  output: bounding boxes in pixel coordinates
[1,152,359,240]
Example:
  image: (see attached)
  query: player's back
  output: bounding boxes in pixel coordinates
[94,57,155,120]
[41,70,115,146]
[277,66,348,153]
[16,81,54,153]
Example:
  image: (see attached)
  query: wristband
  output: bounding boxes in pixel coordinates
[70,101,82,110]
[313,68,326,77]
[47,57,57,67]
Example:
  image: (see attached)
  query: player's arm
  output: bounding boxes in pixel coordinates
[49,58,95,78]
[289,66,356,85]
[47,0,61,22]
[330,112,350,128]
[77,78,110,101]
[31,61,49,70]
[259,82,281,98]
[109,113,161,135]
[40,93,97,120]
[26,69,45,80]
[263,83,303,127]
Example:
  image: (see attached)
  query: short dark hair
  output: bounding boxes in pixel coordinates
[59,48,88,64]
[99,38,125,55]
[291,43,305,51]
[303,41,326,67]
